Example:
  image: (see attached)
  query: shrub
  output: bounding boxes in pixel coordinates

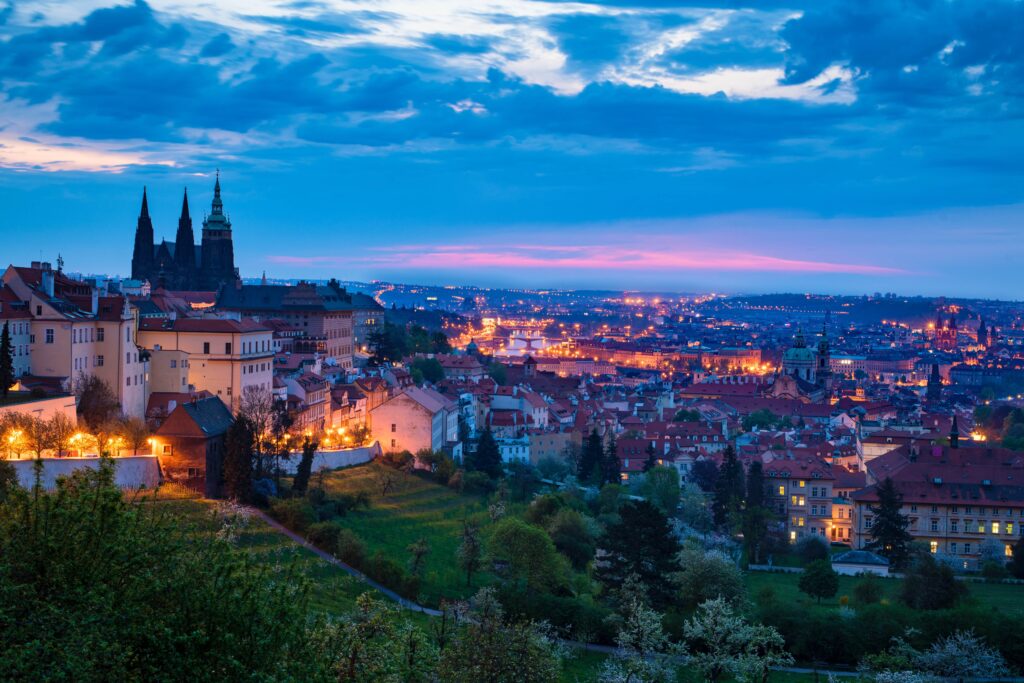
[676,545,746,610]
[799,559,839,603]
[981,560,1009,581]
[462,470,496,495]
[306,521,344,555]
[335,528,367,569]
[366,551,420,600]
[268,497,317,535]
[900,554,967,610]
[793,535,829,565]
[853,572,884,605]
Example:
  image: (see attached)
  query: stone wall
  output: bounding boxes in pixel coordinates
[276,442,380,475]
[9,455,161,490]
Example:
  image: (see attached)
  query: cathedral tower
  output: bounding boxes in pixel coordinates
[200,172,237,290]
[174,189,196,279]
[130,188,154,281]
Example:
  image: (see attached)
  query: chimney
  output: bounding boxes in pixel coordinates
[41,271,55,297]
[90,289,99,315]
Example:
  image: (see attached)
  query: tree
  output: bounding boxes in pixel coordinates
[316,592,437,681]
[742,461,771,564]
[487,362,508,386]
[47,413,76,457]
[0,322,13,397]
[238,385,276,475]
[579,429,604,484]
[742,409,779,432]
[488,517,567,593]
[690,458,719,492]
[900,553,967,610]
[712,446,744,532]
[599,580,679,683]
[676,546,746,611]
[292,435,319,495]
[916,630,1010,679]
[411,357,444,385]
[457,519,483,587]
[407,537,431,576]
[683,598,791,683]
[798,559,839,604]
[0,461,333,681]
[75,375,119,431]
[223,414,255,502]
[642,441,658,472]
[641,465,680,515]
[793,535,829,565]
[866,477,913,569]
[595,500,680,608]
[602,433,620,485]
[679,482,714,533]
[367,321,409,366]
[546,508,595,570]
[673,408,702,422]
[469,429,503,479]
[1010,537,1024,579]
[119,415,149,455]
[437,588,561,683]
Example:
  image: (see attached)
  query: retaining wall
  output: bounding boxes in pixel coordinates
[9,455,161,490]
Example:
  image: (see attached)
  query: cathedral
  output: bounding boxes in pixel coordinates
[767,322,833,402]
[130,173,239,291]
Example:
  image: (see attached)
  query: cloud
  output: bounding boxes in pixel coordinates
[269,242,905,276]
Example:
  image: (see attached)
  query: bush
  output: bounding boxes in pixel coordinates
[365,551,420,600]
[901,554,967,610]
[462,470,496,495]
[793,535,829,565]
[268,497,318,535]
[306,521,344,555]
[335,528,367,569]
[676,545,746,610]
[853,572,884,605]
[981,560,1009,581]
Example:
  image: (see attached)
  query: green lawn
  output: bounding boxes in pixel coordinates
[318,462,500,606]
[745,570,1024,616]
[147,497,373,616]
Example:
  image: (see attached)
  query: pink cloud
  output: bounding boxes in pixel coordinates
[268,243,905,275]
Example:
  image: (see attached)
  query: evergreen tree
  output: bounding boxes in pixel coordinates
[798,559,839,604]
[742,461,771,564]
[579,428,603,483]
[642,441,658,472]
[223,415,255,502]
[471,429,503,479]
[603,433,621,485]
[0,322,13,398]
[866,477,914,569]
[712,446,744,532]
[291,436,319,495]
[595,500,680,608]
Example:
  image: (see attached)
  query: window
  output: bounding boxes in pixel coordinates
[778,485,785,496]
[95,355,104,367]
[798,480,806,488]
[950,542,957,554]
[187,467,200,479]
[391,423,397,432]
[865,515,873,528]
[391,439,396,448]
[126,327,131,342]
[1009,522,1015,535]
[911,504,917,513]
[97,328,104,342]
[951,520,959,532]
[932,505,938,514]
[170,359,177,368]
[992,521,1001,534]
[225,342,232,354]
[930,541,938,553]
[964,543,971,554]
[203,342,210,354]
[931,519,938,531]
[978,522,986,534]
[45,328,54,344]
[163,445,171,454]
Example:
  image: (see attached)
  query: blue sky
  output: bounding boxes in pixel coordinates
[0,0,1021,298]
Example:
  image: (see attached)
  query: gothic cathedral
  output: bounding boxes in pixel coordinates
[130,173,238,291]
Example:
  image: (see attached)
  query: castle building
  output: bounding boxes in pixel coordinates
[131,173,238,291]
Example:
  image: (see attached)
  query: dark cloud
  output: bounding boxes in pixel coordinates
[199,32,234,58]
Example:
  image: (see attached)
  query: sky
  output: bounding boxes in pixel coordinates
[0,0,1021,298]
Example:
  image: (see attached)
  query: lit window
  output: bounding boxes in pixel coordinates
[930,541,938,553]
[992,521,1000,535]
[778,485,785,496]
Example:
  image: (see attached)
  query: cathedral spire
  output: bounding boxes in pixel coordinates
[175,187,196,271]
[131,186,155,281]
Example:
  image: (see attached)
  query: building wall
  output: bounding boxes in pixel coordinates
[766,476,833,542]
[138,328,272,411]
[0,318,31,377]
[370,395,434,454]
[0,394,78,422]
[149,349,191,393]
